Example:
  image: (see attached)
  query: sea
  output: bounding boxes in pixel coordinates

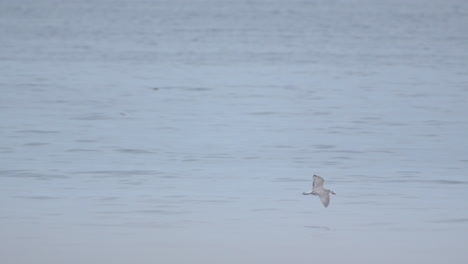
[1,0,467,263]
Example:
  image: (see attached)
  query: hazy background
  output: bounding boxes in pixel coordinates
[1,0,467,263]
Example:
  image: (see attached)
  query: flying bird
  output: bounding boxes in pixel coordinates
[302,175,336,208]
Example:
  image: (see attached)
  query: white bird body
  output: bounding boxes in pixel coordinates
[303,175,336,208]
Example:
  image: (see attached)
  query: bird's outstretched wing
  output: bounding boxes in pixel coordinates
[314,188,330,208]
[313,175,324,188]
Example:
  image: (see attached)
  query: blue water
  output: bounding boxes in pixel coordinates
[1,0,468,263]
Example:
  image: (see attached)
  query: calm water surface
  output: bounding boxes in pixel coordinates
[1,0,468,263]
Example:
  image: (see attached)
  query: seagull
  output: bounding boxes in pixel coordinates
[302,175,336,208]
